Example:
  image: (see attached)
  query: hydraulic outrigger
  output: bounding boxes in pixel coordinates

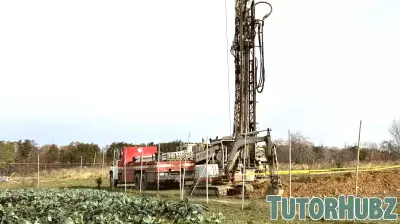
[224,129,282,195]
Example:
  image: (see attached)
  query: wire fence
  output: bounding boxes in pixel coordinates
[0,162,111,188]
[0,163,108,176]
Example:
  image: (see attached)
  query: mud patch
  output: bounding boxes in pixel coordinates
[250,169,400,198]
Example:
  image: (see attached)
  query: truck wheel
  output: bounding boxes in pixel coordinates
[109,172,114,189]
[142,175,148,191]
[135,176,140,190]
[110,172,118,189]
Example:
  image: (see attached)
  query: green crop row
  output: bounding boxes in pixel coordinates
[0,188,224,224]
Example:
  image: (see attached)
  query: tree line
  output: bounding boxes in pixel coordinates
[273,118,400,166]
[274,132,400,167]
[1,119,399,167]
[0,140,186,167]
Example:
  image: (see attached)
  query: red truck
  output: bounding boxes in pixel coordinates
[109,146,195,190]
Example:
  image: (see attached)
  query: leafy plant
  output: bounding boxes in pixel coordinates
[0,188,224,223]
[95,176,102,189]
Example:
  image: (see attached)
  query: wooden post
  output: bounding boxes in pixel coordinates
[101,151,105,181]
[80,156,83,185]
[288,130,292,198]
[93,153,97,166]
[37,149,40,188]
[182,132,190,199]
[329,150,332,177]
[157,143,160,197]
[179,141,182,200]
[112,149,115,167]
[311,158,314,182]
[242,133,247,210]
[222,143,225,171]
[179,159,182,200]
[124,148,127,193]
[206,136,209,204]
[355,120,362,197]
[140,148,143,194]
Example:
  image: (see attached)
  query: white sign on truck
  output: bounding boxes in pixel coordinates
[195,164,219,178]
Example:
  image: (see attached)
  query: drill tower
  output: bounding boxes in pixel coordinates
[231,0,272,167]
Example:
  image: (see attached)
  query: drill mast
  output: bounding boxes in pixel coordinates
[189,1,282,195]
[231,0,272,167]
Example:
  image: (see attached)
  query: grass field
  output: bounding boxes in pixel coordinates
[2,177,399,223]
[2,166,400,223]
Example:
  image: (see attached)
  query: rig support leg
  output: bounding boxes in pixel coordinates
[265,129,283,196]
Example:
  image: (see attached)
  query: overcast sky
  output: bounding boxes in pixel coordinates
[0,0,399,147]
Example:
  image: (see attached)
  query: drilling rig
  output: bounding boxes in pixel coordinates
[187,0,283,197]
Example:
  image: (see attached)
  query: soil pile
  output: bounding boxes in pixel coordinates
[250,169,400,198]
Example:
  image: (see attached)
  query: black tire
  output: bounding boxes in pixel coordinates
[109,173,114,189]
[135,176,140,190]
[110,172,118,189]
[142,174,148,191]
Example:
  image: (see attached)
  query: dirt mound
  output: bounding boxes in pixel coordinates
[250,169,400,198]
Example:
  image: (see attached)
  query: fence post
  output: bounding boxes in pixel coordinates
[288,130,292,198]
[182,132,190,200]
[242,133,247,210]
[37,149,40,188]
[206,136,209,204]
[140,150,143,194]
[93,153,96,166]
[124,148,127,193]
[80,156,83,185]
[179,141,182,200]
[329,150,332,177]
[102,151,105,181]
[157,143,160,197]
[355,120,362,197]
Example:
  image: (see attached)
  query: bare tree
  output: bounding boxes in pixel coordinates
[274,133,314,164]
[380,140,393,161]
[274,138,290,163]
[290,132,314,164]
[389,118,400,153]
[359,141,378,161]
